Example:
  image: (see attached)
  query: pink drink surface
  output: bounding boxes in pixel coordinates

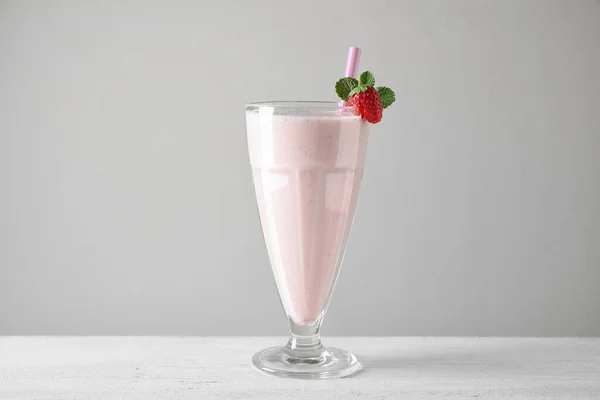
[247,111,368,324]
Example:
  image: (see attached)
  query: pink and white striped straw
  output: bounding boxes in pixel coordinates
[340,47,361,107]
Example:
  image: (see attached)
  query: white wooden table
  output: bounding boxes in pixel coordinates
[1,337,599,399]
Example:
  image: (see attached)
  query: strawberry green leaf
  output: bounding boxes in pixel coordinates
[348,86,361,97]
[376,86,395,109]
[349,83,369,97]
[335,77,358,101]
[359,71,375,87]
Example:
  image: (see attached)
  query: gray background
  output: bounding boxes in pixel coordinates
[1,0,599,336]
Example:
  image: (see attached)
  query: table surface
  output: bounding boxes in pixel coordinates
[1,337,599,399]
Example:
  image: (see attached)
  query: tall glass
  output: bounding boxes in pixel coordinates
[246,101,369,379]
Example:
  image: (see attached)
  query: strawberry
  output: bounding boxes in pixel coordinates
[348,86,383,123]
[335,71,395,124]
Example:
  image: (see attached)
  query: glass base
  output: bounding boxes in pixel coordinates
[252,340,361,379]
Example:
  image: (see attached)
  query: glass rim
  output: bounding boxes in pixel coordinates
[245,101,356,112]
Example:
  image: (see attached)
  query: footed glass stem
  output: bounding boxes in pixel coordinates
[252,318,361,379]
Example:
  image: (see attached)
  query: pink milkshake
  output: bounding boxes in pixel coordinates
[247,49,396,380]
[246,104,369,325]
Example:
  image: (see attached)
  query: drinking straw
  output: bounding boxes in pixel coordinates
[345,47,361,80]
[340,47,361,107]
